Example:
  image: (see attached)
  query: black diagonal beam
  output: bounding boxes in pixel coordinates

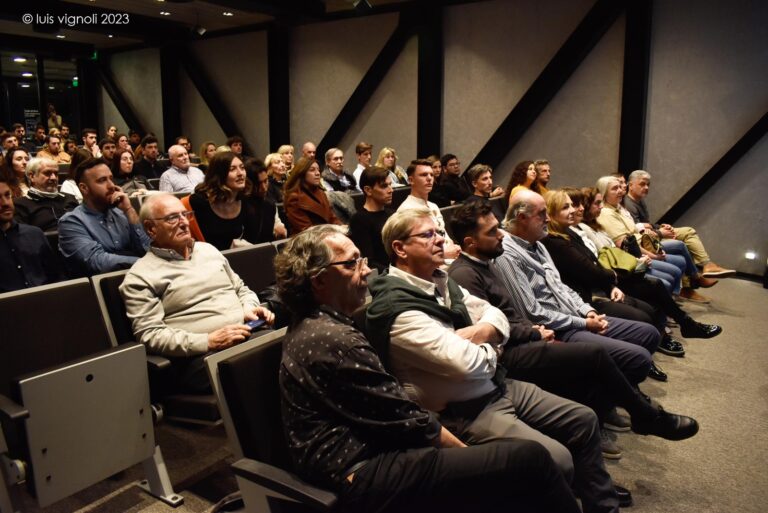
[469,0,626,169]
[267,25,291,151]
[659,110,768,225]
[414,5,444,159]
[160,45,182,151]
[617,0,652,173]
[96,59,146,135]
[177,47,252,156]
[317,20,414,156]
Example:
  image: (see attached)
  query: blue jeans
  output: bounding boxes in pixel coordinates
[647,259,683,294]
[661,239,697,276]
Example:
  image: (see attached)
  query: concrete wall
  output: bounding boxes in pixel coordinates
[97,85,128,139]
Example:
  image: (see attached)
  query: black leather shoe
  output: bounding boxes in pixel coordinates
[647,362,668,382]
[657,336,685,357]
[632,406,699,441]
[680,318,723,339]
[615,485,633,508]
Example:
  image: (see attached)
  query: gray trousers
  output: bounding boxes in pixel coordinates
[439,379,619,513]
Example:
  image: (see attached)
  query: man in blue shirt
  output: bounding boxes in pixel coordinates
[0,177,61,292]
[58,157,150,277]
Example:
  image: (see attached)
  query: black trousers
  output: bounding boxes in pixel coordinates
[502,340,658,423]
[618,273,690,323]
[340,439,580,513]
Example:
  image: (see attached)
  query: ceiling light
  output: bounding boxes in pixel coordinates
[20,84,31,88]
[108,34,114,38]
[56,35,66,39]
[13,57,27,63]
[48,86,55,90]
[73,76,78,80]
[223,11,234,16]
[160,11,171,16]
[21,72,33,77]
[745,251,757,260]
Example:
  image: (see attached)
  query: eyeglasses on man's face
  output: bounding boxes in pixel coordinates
[405,229,445,242]
[325,256,368,271]
[151,210,195,225]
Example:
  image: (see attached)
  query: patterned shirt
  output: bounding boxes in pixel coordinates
[280,306,440,490]
[159,166,205,194]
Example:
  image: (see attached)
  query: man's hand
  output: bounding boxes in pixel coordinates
[533,324,555,342]
[208,324,251,351]
[585,312,608,334]
[659,226,676,238]
[456,322,503,346]
[274,224,288,239]
[438,426,466,448]
[490,186,505,198]
[110,185,132,211]
[443,241,461,259]
[610,287,625,302]
[245,306,275,325]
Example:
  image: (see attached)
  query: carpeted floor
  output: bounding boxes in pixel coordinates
[13,277,768,512]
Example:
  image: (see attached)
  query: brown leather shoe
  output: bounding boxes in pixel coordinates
[678,288,711,303]
[696,274,718,288]
[702,262,736,278]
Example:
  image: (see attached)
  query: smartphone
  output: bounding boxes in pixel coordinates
[246,319,266,331]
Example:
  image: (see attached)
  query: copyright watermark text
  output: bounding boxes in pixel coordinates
[22,13,130,26]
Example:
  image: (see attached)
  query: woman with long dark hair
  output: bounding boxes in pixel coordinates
[283,156,340,234]
[505,160,541,207]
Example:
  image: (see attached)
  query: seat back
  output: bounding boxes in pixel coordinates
[91,270,132,346]
[206,329,289,466]
[391,185,412,209]
[222,242,278,293]
[0,279,112,399]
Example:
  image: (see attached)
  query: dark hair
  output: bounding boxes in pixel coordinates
[226,135,244,146]
[140,135,158,147]
[36,123,45,131]
[44,134,61,145]
[449,200,495,248]
[406,158,433,177]
[1,133,17,144]
[196,151,251,203]
[359,166,390,192]
[74,157,109,185]
[0,147,22,194]
[111,148,135,177]
[81,128,97,138]
[284,156,319,194]
[243,157,267,185]
[174,135,190,144]
[504,160,540,204]
[98,137,116,149]
[581,186,605,230]
[440,153,458,168]
[561,186,585,207]
[70,148,95,183]
[355,141,372,155]
[11,123,23,131]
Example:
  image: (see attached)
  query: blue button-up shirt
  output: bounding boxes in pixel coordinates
[58,204,151,277]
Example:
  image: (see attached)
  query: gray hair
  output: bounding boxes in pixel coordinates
[138,193,176,225]
[25,157,56,179]
[628,169,651,183]
[381,207,433,263]
[502,197,534,230]
[595,176,621,198]
[274,224,348,316]
[534,159,550,169]
[324,147,342,163]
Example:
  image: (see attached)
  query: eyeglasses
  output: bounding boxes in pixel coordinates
[151,210,195,225]
[325,256,368,270]
[404,229,445,242]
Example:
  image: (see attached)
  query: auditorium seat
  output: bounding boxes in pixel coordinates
[221,242,278,294]
[391,185,412,209]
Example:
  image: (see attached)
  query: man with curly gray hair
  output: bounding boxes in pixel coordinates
[274,224,580,513]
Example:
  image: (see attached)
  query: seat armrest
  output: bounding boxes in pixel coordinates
[146,354,172,371]
[0,393,29,422]
[231,458,338,510]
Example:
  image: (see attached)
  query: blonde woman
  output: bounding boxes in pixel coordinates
[277,144,294,174]
[375,147,408,186]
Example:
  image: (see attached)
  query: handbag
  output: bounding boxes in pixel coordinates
[620,234,642,257]
[640,233,663,254]
[597,247,638,274]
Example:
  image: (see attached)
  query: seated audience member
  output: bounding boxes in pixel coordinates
[1,133,18,158]
[368,208,622,513]
[542,190,689,361]
[348,166,393,272]
[132,135,167,179]
[58,157,150,276]
[264,152,287,204]
[11,123,35,153]
[284,156,340,234]
[64,140,78,156]
[276,224,582,513]
[496,189,661,385]
[187,152,264,250]
[198,140,216,171]
[352,141,373,186]
[427,155,449,207]
[115,133,130,152]
[120,194,274,393]
[111,148,152,195]
[300,141,316,160]
[106,125,117,139]
[60,124,73,142]
[625,169,734,278]
[447,200,699,452]
[128,130,142,150]
[535,159,552,194]
[175,135,194,157]
[0,177,62,292]
[596,175,711,303]
[397,159,461,259]
[374,146,408,186]
[36,134,72,164]
[159,144,204,193]
[81,128,101,158]
[33,124,47,147]
[60,148,93,203]
[0,147,30,197]
[463,163,506,221]
[277,144,294,175]
[505,160,542,205]
[430,153,471,206]
[321,148,358,192]
[99,138,117,167]
[243,157,286,241]
[14,157,78,231]
[226,135,245,157]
